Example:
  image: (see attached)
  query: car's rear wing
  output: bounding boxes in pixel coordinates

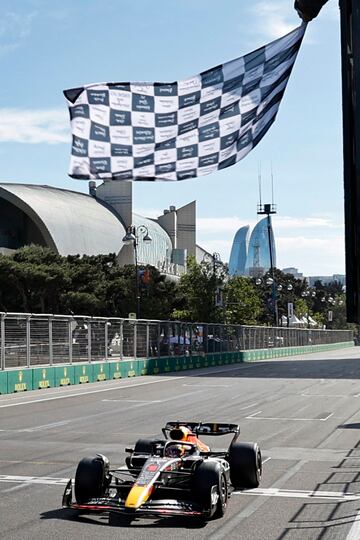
[163,421,240,442]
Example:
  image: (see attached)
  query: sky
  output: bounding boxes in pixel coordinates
[0,0,344,277]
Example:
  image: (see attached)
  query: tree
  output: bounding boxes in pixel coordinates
[223,276,262,325]
[171,256,225,322]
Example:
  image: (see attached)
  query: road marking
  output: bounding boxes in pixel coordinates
[0,362,264,410]
[246,411,334,422]
[0,377,187,409]
[183,384,231,388]
[0,475,68,486]
[346,508,360,539]
[102,391,203,405]
[1,473,358,503]
[301,393,356,398]
[20,420,72,432]
[238,402,260,410]
[233,488,360,501]
[102,399,161,403]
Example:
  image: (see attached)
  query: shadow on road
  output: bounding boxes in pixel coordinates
[276,438,360,539]
[162,357,360,380]
[40,508,207,530]
[339,423,360,429]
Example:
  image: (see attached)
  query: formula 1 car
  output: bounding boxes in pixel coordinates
[62,421,262,521]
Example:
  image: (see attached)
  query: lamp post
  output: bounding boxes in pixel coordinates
[301,288,316,328]
[122,225,152,319]
[257,203,277,326]
[256,277,293,326]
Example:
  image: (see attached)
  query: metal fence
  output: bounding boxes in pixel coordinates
[0,312,353,370]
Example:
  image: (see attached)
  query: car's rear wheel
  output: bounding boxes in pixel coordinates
[126,438,157,470]
[74,455,108,504]
[228,442,262,489]
[192,461,228,519]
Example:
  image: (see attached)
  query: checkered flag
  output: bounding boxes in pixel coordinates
[64,24,306,181]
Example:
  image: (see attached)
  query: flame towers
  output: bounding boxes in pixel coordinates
[229,217,276,277]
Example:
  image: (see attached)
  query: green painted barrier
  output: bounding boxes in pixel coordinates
[33,367,55,389]
[92,362,110,382]
[0,371,7,394]
[0,340,354,395]
[109,361,122,380]
[7,368,33,393]
[74,364,93,384]
[54,365,75,386]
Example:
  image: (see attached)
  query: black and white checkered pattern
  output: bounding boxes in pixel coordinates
[64,24,306,181]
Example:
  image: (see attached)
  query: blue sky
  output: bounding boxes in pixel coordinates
[0,0,343,276]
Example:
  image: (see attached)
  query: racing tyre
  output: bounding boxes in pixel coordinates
[127,438,161,470]
[192,461,228,519]
[228,442,262,489]
[74,455,108,504]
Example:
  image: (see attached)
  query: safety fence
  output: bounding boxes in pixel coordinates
[0,312,353,370]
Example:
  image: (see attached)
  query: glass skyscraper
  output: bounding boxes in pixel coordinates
[229,217,276,277]
[228,226,249,276]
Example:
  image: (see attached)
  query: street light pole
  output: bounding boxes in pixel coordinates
[133,237,140,319]
[122,225,152,319]
[258,203,278,326]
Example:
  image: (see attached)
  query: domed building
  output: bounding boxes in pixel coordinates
[0,181,198,277]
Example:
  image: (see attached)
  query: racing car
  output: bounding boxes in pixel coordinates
[62,421,262,521]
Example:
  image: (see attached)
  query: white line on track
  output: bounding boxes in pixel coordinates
[1,474,358,503]
[0,362,263,410]
[246,411,334,422]
[238,402,259,410]
[0,377,186,409]
[346,508,360,539]
[183,384,231,388]
[233,488,360,501]
[301,393,357,398]
[103,391,203,405]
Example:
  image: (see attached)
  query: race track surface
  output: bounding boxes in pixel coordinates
[2,347,360,539]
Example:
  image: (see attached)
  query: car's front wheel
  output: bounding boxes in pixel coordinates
[192,461,228,519]
[74,455,109,504]
[228,442,262,489]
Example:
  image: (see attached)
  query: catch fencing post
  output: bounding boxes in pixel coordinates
[134,321,137,359]
[87,321,91,363]
[0,313,5,370]
[26,315,31,368]
[146,322,150,357]
[49,317,53,366]
[68,318,73,365]
[104,321,108,361]
[120,320,123,360]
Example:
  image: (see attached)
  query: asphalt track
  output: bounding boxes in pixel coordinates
[2,347,360,539]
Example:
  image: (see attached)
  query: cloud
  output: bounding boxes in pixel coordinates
[0,11,36,56]
[249,0,297,40]
[196,215,342,235]
[276,235,345,275]
[195,215,345,275]
[0,108,69,144]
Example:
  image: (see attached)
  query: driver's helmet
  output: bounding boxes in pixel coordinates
[165,443,186,458]
[169,426,192,442]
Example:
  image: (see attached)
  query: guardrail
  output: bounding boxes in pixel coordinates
[0,312,353,370]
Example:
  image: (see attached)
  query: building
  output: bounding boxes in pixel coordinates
[229,217,276,277]
[308,274,346,287]
[228,226,250,276]
[0,181,202,278]
[282,267,304,279]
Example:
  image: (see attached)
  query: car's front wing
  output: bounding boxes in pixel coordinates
[62,479,208,518]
